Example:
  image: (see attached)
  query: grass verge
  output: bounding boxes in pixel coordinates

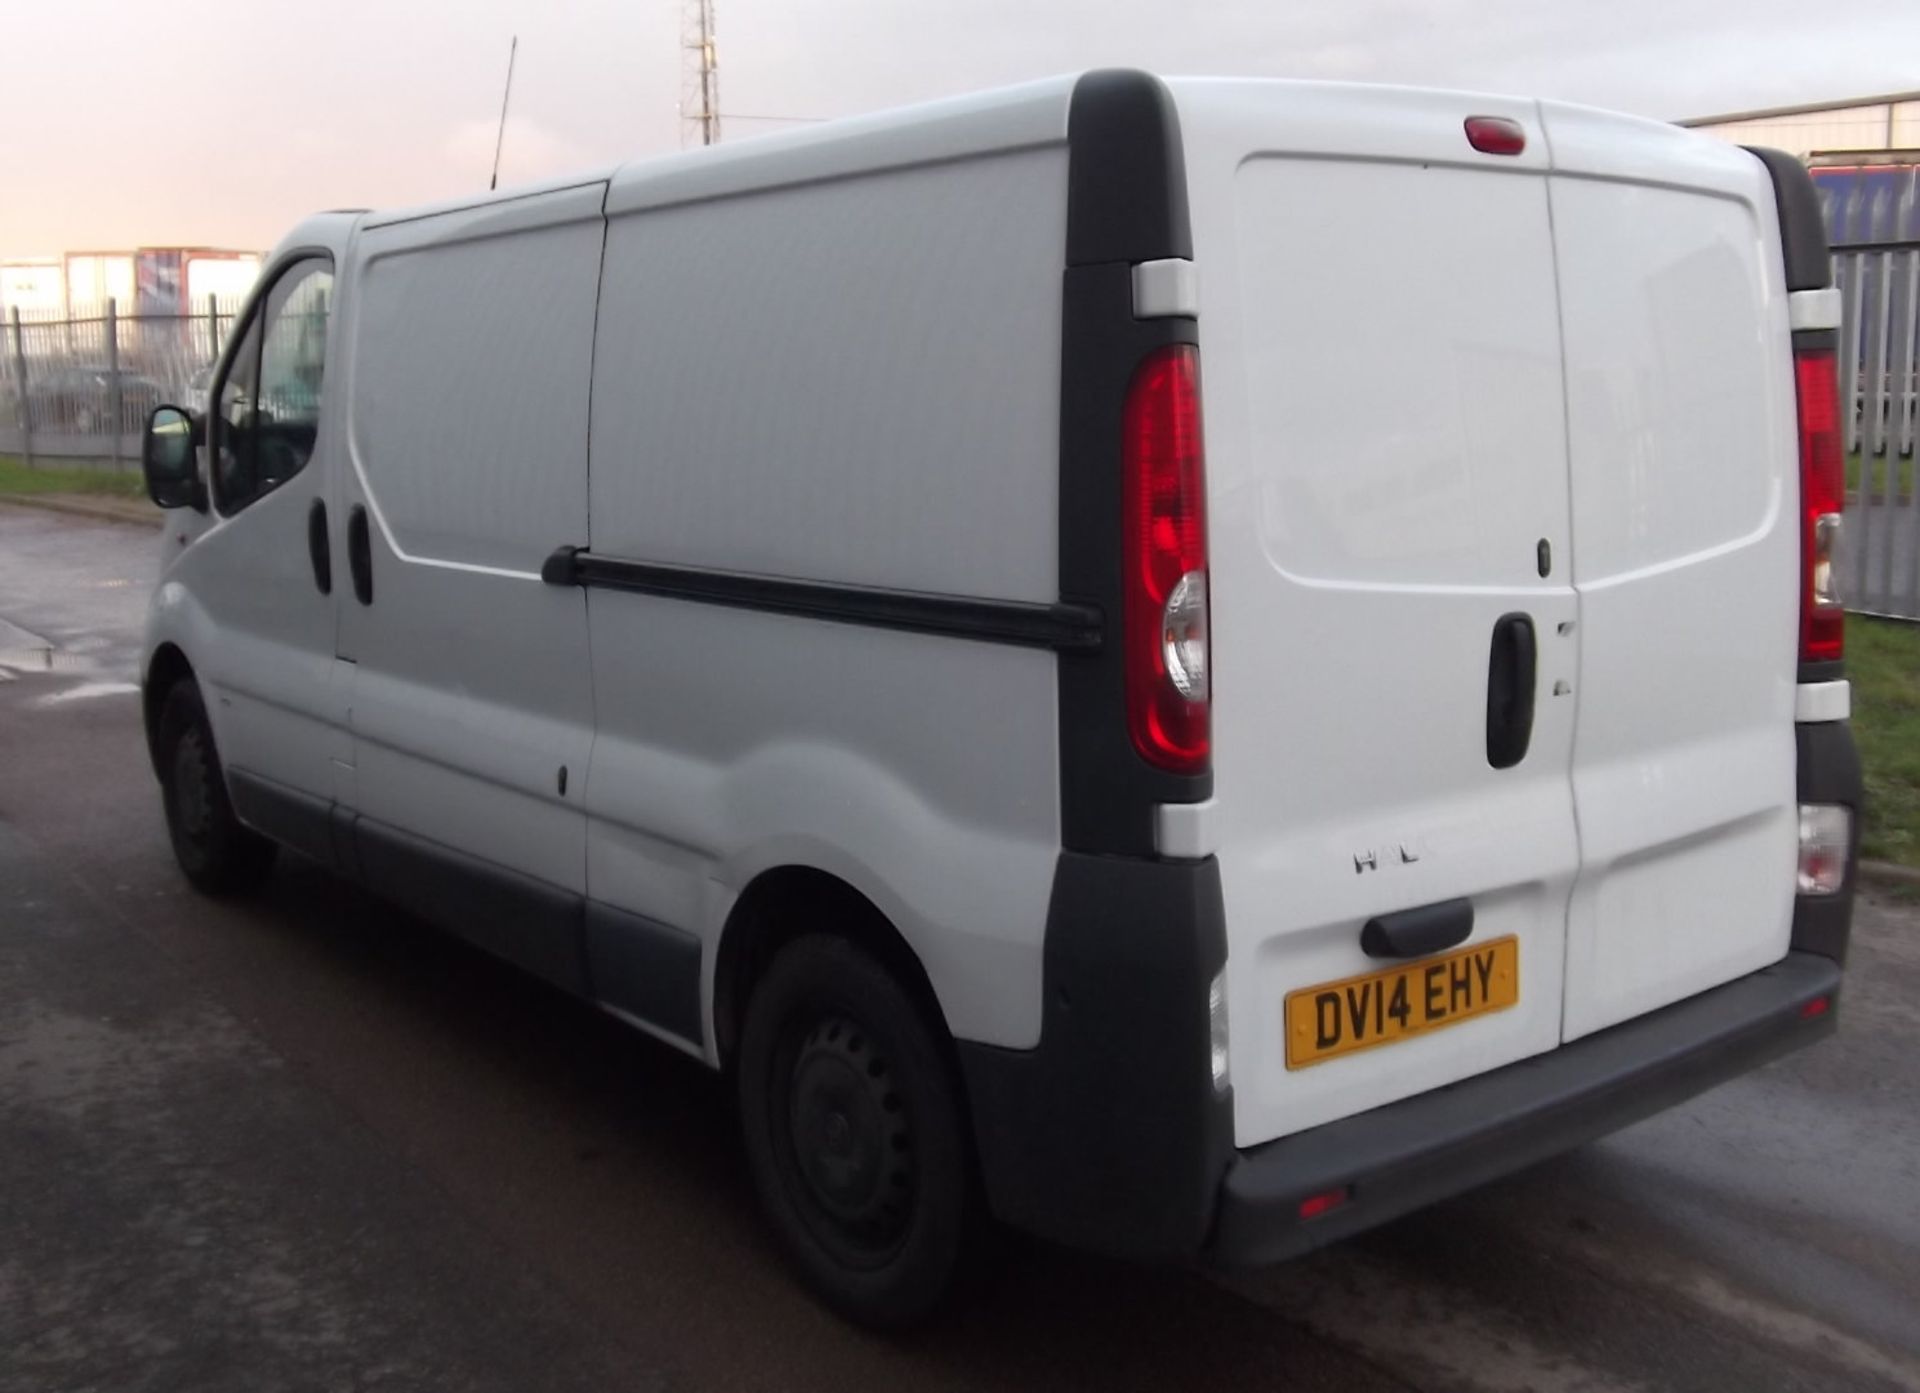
[1848,449,1918,497]
[0,455,147,499]
[1846,614,1920,866]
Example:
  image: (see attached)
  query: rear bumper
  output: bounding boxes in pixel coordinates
[1208,950,1841,1266]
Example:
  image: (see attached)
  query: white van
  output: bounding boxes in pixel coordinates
[138,71,1861,1325]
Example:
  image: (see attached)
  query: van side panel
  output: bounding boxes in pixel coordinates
[590,149,1067,602]
[586,147,1069,1050]
[1542,107,1801,1041]
[335,186,603,896]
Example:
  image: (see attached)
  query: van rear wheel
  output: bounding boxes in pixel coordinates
[737,934,974,1328]
[156,681,277,894]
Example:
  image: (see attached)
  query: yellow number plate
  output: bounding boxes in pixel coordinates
[1285,936,1519,1070]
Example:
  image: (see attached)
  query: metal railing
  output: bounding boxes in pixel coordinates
[1835,240,1920,620]
[0,295,246,469]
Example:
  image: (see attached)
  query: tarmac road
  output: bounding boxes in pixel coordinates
[2,504,1917,1393]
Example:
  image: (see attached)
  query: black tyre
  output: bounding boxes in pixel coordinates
[737,934,975,1328]
[156,680,277,894]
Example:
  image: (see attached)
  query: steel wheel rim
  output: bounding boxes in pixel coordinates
[777,1012,916,1266]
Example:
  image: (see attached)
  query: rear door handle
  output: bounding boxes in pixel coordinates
[347,504,373,606]
[1360,897,1475,959]
[1486,612,1536,769]
[307,499,332,595]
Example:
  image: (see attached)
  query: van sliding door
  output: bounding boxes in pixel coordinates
[330,182,606,991]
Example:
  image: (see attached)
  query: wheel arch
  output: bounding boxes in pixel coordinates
[712,864,954,1072]
[142,642,196,777]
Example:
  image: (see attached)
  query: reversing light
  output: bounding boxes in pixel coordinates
[1164,570,1210,702]
[1298,1186,1351,1220]
[1798,803,1851,895]
[1464,116,1526,156]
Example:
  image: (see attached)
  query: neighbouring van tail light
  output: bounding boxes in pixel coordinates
[1122,344,1210,774]
[1795,346,1844,663]
[1797,803,1851,895]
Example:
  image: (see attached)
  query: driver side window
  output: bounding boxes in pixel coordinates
[213,257,334,515]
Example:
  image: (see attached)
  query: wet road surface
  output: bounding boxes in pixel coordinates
[2,504,1917,1392]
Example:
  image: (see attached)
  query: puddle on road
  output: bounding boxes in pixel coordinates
[32,680,140,706]
[0,620,131,693]
[1,647,71,670]
[0,648,97,678]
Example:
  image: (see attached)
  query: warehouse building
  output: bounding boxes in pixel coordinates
[1683,92,1920,245]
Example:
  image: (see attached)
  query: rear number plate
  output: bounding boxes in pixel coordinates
[1285,937,1519,1070]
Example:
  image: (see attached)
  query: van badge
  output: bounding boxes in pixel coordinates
[1355,841,1423,874]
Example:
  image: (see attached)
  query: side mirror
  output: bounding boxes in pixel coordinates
[142,405,204,512]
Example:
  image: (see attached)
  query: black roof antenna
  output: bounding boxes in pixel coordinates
[489,36,518,192]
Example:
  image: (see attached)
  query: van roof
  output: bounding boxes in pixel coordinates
[324,72,1711,234]
[331,73,1087,232]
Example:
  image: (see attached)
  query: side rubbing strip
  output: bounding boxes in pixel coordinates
[585,902,704,1046]
[545,547,1104,652]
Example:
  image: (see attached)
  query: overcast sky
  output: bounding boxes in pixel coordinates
[5,0,1918,256]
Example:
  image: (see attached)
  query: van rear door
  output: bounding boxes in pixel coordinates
[1172,83,1581,1147]
[1542,106,1802,1041]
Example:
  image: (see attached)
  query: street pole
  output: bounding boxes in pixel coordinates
[9,306,33,471]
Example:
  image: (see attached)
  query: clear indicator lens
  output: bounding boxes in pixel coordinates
[1798,803,1851,896]
[1208,968,1230,1094]
[1163,569,1210,702]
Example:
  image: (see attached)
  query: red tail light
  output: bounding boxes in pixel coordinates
[1121,344,1210,774]
[1795,346,1844,663]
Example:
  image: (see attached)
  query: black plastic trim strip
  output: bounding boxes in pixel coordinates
[958,851,1232,1259]
[215,775,711,1045]
[354,816,591,996]
[1066,70,1193,267]
[584,902,704,1045]
[227,768,338,871]
[1792,719,1863,963]
[1210,952,1842,1267]
[1745,146,1834,293]
[547,547,1102,653]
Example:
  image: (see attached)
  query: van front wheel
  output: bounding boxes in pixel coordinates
[156,681,276,895]
[737,934,974,1328]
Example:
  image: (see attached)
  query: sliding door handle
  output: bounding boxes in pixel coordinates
[306,499,332,595]
[347,504,373,606]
